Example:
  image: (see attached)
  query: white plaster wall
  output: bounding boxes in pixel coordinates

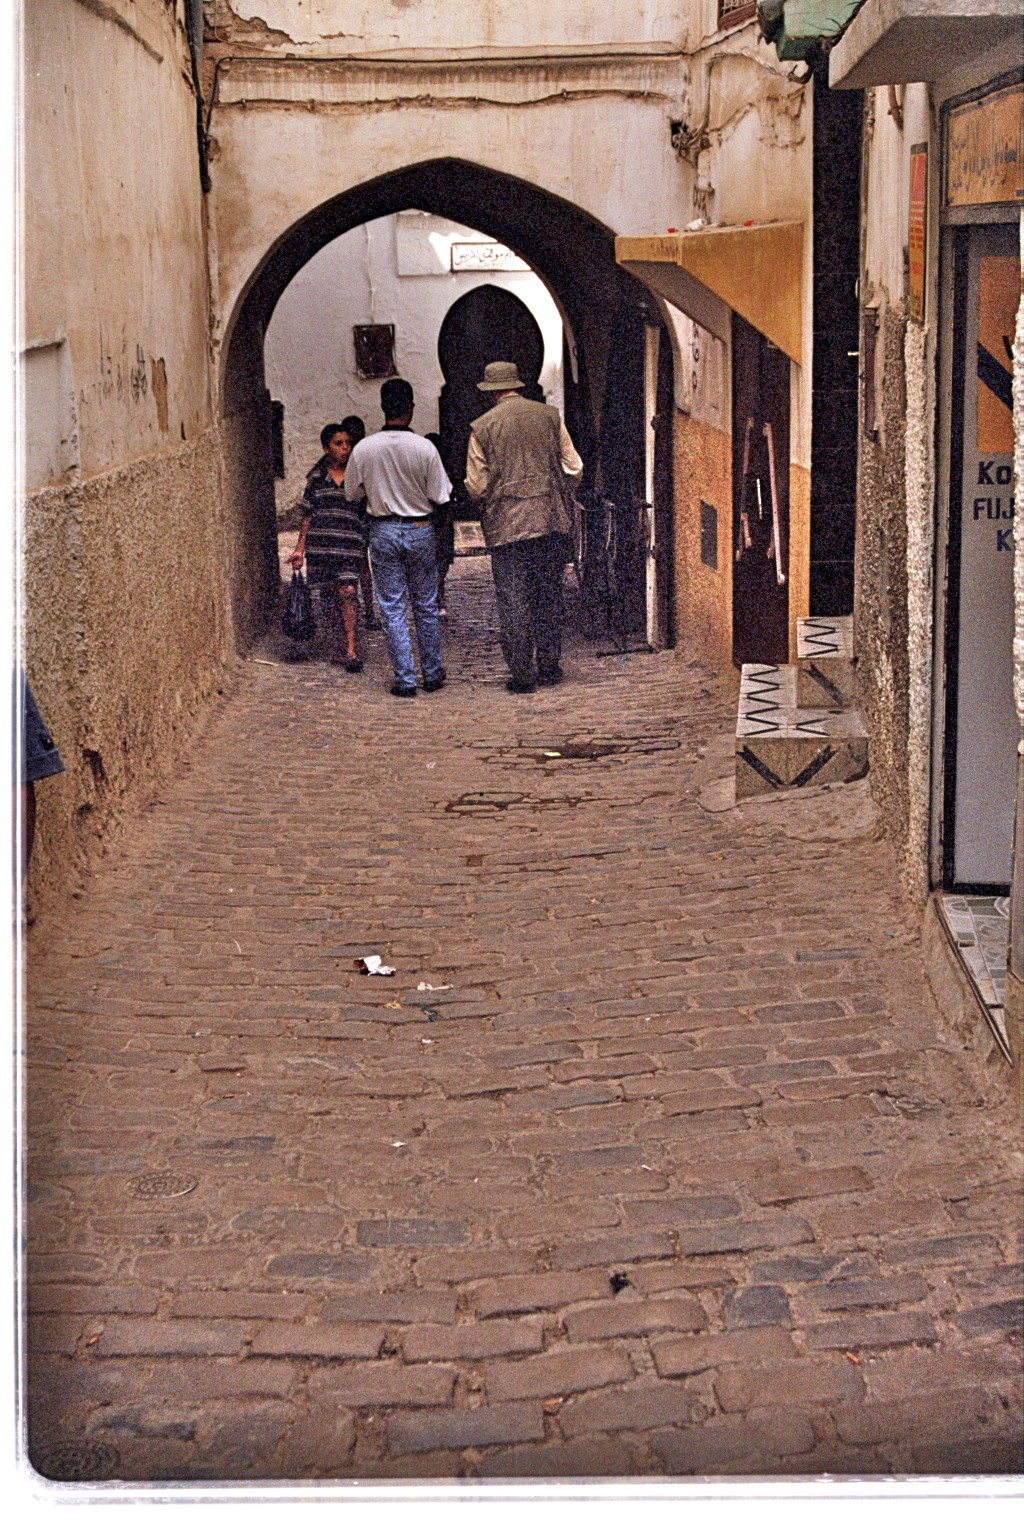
[264,212,564,509]
[863,87,910,311]
[667,305,728,431]
[19,0,229,919]
[23,0,213,481]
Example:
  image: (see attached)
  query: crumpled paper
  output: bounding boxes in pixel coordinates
[357,955,395,976]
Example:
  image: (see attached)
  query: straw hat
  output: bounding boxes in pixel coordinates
[477,360,526,392]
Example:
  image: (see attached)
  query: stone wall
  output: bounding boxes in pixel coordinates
[854,301,913,894]
[21,430,231,915]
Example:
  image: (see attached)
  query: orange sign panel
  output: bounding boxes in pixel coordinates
[977,254,1019,454]
[945,82,1023,207]
[908,144,928,324]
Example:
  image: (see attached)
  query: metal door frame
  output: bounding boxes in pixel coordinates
[935,217,1018,893]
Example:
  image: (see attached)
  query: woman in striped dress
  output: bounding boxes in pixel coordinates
[289,421,369,671]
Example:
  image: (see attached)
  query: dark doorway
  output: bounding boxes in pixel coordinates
[810,56,862,615]
[653,326,675,646]
[732,313,790,665]
[437,284,546,497]
[594,300,648,636]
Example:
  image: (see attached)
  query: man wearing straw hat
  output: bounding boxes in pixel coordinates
[464,361,583,694]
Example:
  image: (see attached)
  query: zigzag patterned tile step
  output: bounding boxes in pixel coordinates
[736,665,865,740]
[797,615,854,660]
[735,662,867,799]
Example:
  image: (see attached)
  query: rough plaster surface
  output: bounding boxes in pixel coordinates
[855,303,913,899]
[903,320,936,906]
[21,431,231,917]
[672,407,732,669]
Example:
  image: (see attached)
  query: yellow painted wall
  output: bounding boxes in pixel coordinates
[672,409,734,671]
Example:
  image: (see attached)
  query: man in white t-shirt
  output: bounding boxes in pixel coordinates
[344,379,453,697]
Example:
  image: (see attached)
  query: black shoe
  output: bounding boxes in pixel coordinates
[422,669,446,693]
[390,683,417,698]
[364,613,380,631]
[506,678,536,694]
[537,667,564,686]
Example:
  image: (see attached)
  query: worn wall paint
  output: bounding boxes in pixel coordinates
[666,303,733,667]
[207,63,693,362]
[205,23,810,371]
[264,212,564,511]
[903,309,936,906]
[210,0,694,53]
[24,1,213,476]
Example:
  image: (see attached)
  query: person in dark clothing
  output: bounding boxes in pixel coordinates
[289,421,369,671]
[16,671,65,879]
[340,415,379,631]
[465,361,583,693]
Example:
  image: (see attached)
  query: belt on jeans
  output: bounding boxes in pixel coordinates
[371,514,431,524]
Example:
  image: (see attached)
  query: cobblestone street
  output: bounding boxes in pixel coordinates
[24,560,1023,1483]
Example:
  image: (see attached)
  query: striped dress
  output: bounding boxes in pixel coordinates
[299,456,368,586]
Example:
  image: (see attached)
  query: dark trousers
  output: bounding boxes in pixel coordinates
[490,534,565,684]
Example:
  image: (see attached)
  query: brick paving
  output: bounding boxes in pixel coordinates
[23,558,1023,1482]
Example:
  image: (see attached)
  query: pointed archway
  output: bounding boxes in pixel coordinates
[220,158,670,649]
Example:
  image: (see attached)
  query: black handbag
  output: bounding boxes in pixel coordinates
[282,570,316,642]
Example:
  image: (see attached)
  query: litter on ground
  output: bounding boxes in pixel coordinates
[357,955,396,976]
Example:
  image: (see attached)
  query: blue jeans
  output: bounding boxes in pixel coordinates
[367,519,444,690]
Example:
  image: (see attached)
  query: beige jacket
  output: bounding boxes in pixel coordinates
[465,393,583,549]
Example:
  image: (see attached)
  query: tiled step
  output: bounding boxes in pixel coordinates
[735,660,867,799]
[796,616,855,709]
